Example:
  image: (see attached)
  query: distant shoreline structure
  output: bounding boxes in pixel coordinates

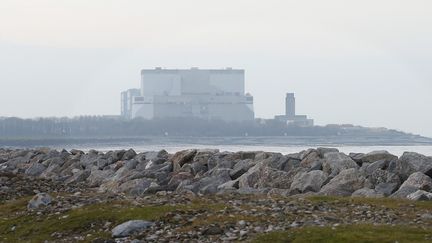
[121,67,313,126]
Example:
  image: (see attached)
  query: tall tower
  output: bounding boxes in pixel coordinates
[285,93,296,117]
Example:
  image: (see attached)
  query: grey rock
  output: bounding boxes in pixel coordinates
[322,152,359,177]
[407,190,432,201]
[374,182,399,196]
[28,193,52,210]
[367,169,401,187]
[144,150,169,162]
[70,149,84,155]
[202,225,224,235]
[391,172,432,198]
[319,168,365,196]
[192,149,219,164]
[118,178,155,196]
[400,172,432,190]
[65,170,91,184]
[238,164,303,190]
[364,160,389,176]
[394,152,432,180]
[25,163,47,177]
[230,159,254,180]
[290,170,328,193]
[349,153,365,164]
[390,186,419,198]
[359,151,398,164]
[122,149,137,160]
[168,172,194,190]
[112,220,153,238]
[299,150,321,169]
[317,147,339,157]
[217,179,240,191]
[274,156,301,172]
[421,213,432,220]
[171,149,197,171]
[190,161,208,175]
[178,170,231,194]
[86,167,115,187]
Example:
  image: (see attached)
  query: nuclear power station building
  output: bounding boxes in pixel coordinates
[121,68,254,122]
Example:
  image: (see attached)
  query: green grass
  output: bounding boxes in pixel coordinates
[307,195,432,210]
[253,224,432,243]
[0,199,224,243]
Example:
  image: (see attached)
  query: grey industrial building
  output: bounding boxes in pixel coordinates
[274,93,314,126]
[121,67,254,122]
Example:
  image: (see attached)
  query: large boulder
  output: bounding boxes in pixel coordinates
[363,160,389,176]
[86,167,115,187]
[391,172,432,198]
[65,169,91,184]
[268,154,300,171]
[407,190,432,201]
[177,170,231,194]
[366,169,401,188]
[230,159,254,180]
[112,220,153,238]
[28,193,52,210]
[171,150,197,171]
[25,163,47,177]
[290,170,328,193]
[357,151,398,164]
[374,182,399,196]
[393,152,432,180]
[322,152,359,177]
[168,172,194,190]
[80,150,102,168]
[122,149,137,160]
[238,164,304,190]
[317,147,339,157]
[118,178,155,196]
[299,150,320,169]
[319,168,365,196]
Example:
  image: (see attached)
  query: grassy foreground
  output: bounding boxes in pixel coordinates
[0,197,223,242]
[2,195,432,242]
[253,224,432,243]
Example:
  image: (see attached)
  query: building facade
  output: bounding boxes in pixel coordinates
[120,88,141,119]
[121,68,254,122]
[275,93,314,126]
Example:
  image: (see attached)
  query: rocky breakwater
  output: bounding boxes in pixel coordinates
[0,148,432,200]
[1,147,432,201]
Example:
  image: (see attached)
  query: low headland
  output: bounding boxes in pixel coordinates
[2,147,432,242]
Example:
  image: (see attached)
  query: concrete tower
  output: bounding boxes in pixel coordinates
[285,93,296,117]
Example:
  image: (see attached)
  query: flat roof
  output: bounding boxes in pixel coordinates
[141,67,244,74]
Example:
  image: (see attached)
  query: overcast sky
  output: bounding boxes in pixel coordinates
[0,0,431,137]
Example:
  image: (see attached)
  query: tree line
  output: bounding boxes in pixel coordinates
[0,116,407,138]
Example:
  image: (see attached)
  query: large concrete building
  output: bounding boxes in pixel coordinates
[120,88,140,119]
[275,93,314,127]
[121,68,254,122]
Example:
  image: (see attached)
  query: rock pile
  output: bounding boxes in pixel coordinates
[1,147,432,200]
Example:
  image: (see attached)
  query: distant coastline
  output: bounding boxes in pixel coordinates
[2,135,432,150]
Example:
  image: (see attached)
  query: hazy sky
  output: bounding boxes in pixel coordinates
[0,0,431,136]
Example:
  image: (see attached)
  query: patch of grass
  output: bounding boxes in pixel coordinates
[307,195,432,210]
[253,224,432,243]
[0,196,32,217]
[178,213,271,233]
[0,199,224,243]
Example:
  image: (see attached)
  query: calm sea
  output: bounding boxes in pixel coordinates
[54,137,432,156]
